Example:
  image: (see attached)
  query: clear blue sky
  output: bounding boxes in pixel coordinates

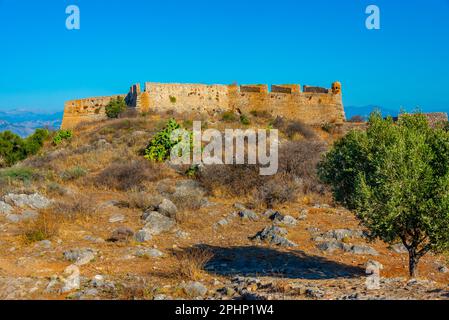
[0,0,448,113]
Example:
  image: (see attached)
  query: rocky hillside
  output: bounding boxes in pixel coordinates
[0,112,448,300]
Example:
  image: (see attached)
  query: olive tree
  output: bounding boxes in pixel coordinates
[318,112,449,277]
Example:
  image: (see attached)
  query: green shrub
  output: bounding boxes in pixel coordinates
[144,119,192,162]
[169,96,177,103]
[0,167,37,183]
[240,114,250,125]
[221,111,237,122]
[318,112,449,277]
[105,96,127,118]
[53,130,73,145]
[60,166,88,181]
[321,122,335,133]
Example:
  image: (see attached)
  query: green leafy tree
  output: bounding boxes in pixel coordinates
[318,112,449,277]
[25,128,49,154]
[0,131,27,166]
[0,129,49,167]
[105,96,127,118]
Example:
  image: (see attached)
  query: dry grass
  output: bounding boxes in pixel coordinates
[93,159,166,191]
[123,191,161,210]
[278,140,328,194]
[51,194,97,220]
[172,247,214,281]
[21,211,60,244]
[254,173,298,208]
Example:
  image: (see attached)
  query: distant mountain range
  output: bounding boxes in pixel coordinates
[345,105,399,120]
[0,110,63,137]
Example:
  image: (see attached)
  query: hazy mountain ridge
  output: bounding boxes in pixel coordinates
[0,110,63,137]
[345,105,399,120]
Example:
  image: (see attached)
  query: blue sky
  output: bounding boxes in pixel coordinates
[0,0,448,114]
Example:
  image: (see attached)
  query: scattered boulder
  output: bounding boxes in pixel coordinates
[238,210,259,221]
[316,241,344,253]
[108,227,134,242]
[157,198,178,219]
[269,212,297,226]
[262,209,277,218]
[0,201,13,215]
[305,287,325,299]
[182,281,208,298]
[234,203,247,211]
[366,260,383,274]
[63,248,97,266]
[135,229,152,243]
[35,240,52,249]
[135,248,164,258]
[251,225,297,247]
[298,209,308,220]
[216,218,229,227]
[175,230,190,239]
[109,214,125,223]
[344,244,378,256]
[61,265,80,293]
[4,193,51,210]
[438,265,448,273]
[389,243,408,254]
[142,211,175,235]
[322,229,365,241]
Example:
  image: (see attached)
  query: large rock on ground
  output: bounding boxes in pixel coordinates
[182,281,208,298]
[142,211,176,235]
[0,201,13,215]
[63,248,97,266]
[157,198,178,219]
[251,225,297,247]
[4,193,51,210]
[109,227,134,242]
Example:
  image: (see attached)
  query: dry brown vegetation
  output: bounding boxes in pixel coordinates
[172,247,214,281]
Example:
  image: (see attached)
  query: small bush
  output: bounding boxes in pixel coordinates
[254,174,298,208]
[250,110,271,118]
[60,166,88,181]
[0,167,38,183]
[278,140,328,194]
[53,130,73,145]
[240,114,250,125]
[221,111,237,122]
[105,96,127,118]
[144,119,192,162]
[285,121,317,139]
[94,160,164,191]
[125,192,161,210]
[321,122,335,133]
[197,163,263,197]
[51,195,97,220]
[169,96,177,103]
[173,247,213,281]
[46,182,67,196]
[22,211,59,244]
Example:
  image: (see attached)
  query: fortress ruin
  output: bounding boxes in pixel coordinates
[61,82,346,129]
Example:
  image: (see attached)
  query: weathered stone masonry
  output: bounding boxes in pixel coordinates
[61,82,346,129]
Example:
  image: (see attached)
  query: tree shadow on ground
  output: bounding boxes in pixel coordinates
[192,244,364,280]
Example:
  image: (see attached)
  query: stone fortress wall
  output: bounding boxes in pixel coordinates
[61,81,346,129]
